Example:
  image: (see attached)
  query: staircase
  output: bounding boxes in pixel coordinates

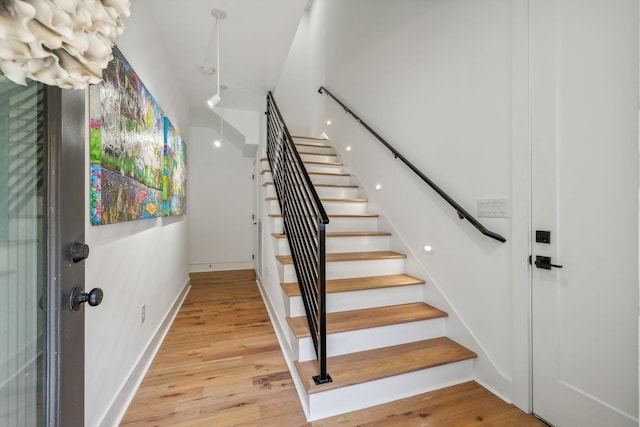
[262,136,477,420]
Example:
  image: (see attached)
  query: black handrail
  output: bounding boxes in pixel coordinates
[318,86,506,243]
[266,92,332,385]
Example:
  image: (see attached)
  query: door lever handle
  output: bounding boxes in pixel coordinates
[534,255,563,270]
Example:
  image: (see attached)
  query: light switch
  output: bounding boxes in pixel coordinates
[477,198,510,218]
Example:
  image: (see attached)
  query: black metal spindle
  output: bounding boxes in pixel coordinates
[266,92,332,385]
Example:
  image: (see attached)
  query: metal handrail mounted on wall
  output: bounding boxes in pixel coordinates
[266,92,332,385]
[318,86,506,243]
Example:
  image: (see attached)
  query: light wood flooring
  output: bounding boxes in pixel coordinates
[121,271,547,427]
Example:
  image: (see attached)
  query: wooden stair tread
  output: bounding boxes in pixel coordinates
[300,160,343,166]
[287,302,448,338]
[261,169,350,177]
[282,274,425,297]
[268,213,378,218]
[266,197,367,203]
[272,231,390,239]
[291,135,329,142]
[267,213,380,218]
[276,251,406,265]
[294,142,332,149]
[260,158,343,167]
[297,151,337,157]
[295,337,477,394]
[263,181,356,188]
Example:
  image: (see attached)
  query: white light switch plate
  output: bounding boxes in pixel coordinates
[477,198,510,218]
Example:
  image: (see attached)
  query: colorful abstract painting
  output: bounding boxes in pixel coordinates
[89,46,165,225]
[163,117,187,216]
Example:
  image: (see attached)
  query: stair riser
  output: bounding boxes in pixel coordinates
[270,216,379,233]
[285,284,424,317]
[299,153,338,163]
[263,171,352,186]
[293,318,446,362]
[279,258,406,283]
[294,144,333,154]
[310,174,352,186]
[302,163,345,174]
[302,359,475,421]
[265,185,358,199]
[267,200,367,215]
[275,235,391,256]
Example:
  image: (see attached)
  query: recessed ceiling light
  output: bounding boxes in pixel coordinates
[346,146,351,152]
[375,184,382,191]
[213,140,222,148]
[326,120,331,125]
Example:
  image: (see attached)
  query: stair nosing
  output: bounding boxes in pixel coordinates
[261,169,351,177]
[272,231,391,239]
[295,337,477,394]
[291,135,330,142]
[263,181,357,188]
[260,158,343,167]
[287,302,448,338]
[266,197,367,203]
[294,143,333,149]
[276,251,406,265]
[268,213,378,218]
[298,151,337,157]
[281,274,425,297]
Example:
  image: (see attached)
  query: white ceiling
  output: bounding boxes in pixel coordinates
[134,0,307,114]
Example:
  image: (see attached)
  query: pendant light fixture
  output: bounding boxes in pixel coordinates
[206,9,226,110]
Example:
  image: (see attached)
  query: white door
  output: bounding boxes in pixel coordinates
[530,1,638,426]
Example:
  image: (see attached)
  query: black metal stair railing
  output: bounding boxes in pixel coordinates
[318,86,506,243]
[266,92,332,385]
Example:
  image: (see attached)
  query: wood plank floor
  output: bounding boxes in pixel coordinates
[120,270,307,426]
[121,271,547,427]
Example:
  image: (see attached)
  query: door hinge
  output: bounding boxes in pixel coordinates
[252,254,255,260]
[252,173,255,180]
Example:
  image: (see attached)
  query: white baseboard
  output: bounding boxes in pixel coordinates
[189,261,254,273]
[255,274,311,420]
[99,278,191,427]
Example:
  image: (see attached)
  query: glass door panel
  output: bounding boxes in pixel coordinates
[0,75,46,426]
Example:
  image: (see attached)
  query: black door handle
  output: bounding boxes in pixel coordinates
[69,287,103,311]
[534,255,563,270]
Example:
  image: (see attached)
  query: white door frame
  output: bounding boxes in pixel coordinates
[510,0,534,414]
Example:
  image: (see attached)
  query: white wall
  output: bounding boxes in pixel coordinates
[84,1,190,425]
[221,108,261,147]
[275,0,520,402]
[274,13,311,136]
[188,126,255,272]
